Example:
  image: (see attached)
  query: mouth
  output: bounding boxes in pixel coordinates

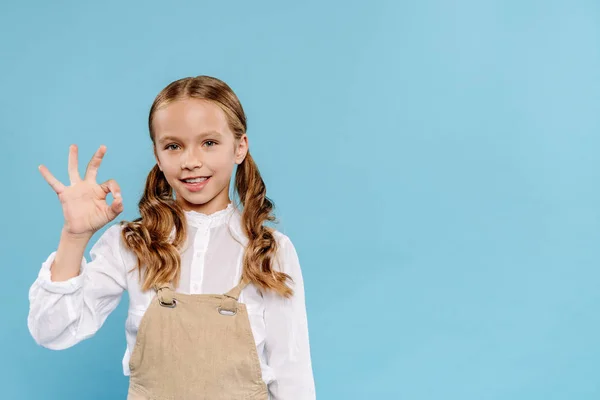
[180,176,211,183]
[179,176,211,191]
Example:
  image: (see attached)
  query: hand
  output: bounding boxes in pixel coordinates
[39,144,124,237]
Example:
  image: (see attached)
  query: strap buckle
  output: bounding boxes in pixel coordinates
[159,298,177,308]
[217,306,237,316]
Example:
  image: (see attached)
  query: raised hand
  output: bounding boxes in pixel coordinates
[39,144,124,237]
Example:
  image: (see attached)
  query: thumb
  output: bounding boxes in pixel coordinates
[108,192,124,219]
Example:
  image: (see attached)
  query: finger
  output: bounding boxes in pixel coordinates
[101,179,123,221]
[99,179,122,198]
[68,144,82,185]
[85,145,107,182]
[38,164,66,194]
[108,194,124,220]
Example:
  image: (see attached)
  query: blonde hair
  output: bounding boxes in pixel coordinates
[119,76,293,298]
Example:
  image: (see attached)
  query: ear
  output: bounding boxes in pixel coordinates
[235,134,249,165]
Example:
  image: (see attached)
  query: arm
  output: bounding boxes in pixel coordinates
[27,223,127,350]
[49,226,92,282]
[263,235,316,400]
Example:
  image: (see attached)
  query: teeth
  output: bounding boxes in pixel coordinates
[184,177,208,183]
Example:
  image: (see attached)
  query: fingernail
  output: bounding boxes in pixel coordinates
[115,192,121,198]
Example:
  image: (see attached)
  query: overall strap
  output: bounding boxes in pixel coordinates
[220,277,250,314]
[223,277,250,300]
[153,283,176,307]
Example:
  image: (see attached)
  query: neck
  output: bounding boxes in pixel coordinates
[177,198,232,215]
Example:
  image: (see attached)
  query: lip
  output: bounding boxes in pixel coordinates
[180,176,211,192]
[181,175,210,180]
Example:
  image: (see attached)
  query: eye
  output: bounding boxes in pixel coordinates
[204,140,217,147]
[165,143,180,150]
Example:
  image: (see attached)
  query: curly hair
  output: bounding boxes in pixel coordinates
[118,76,293,298]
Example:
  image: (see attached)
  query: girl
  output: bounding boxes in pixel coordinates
[28,75,316,399]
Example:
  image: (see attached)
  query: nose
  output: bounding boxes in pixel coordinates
[180,147,203,169]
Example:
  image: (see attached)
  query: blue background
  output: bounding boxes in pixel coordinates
[2,1,600,399]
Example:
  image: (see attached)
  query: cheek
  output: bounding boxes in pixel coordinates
[160,162,181,180]
[214,156,234,169]
[210,149,237,170]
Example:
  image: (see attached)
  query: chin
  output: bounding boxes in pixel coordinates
[180,193,212,205]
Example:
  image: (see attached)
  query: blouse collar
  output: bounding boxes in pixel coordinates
[167,202,248,248]
[183,202,236,229]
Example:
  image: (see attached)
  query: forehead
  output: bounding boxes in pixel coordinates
[153,98,231,138]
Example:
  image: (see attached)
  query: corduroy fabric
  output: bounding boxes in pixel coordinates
[127,279,268,400]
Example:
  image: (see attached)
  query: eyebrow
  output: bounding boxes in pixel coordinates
[158,131,223,144]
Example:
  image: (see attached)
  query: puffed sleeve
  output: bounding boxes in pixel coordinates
[263,234,316,399]
[27,223,127,350]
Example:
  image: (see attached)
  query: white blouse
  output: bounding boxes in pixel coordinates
[27,203,316,400]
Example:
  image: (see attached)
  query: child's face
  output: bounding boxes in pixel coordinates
[152,98,248,213]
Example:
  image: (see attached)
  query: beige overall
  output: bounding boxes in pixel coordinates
[127,278,268,400]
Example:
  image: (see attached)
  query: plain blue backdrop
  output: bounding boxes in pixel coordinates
[2,0,600,399]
